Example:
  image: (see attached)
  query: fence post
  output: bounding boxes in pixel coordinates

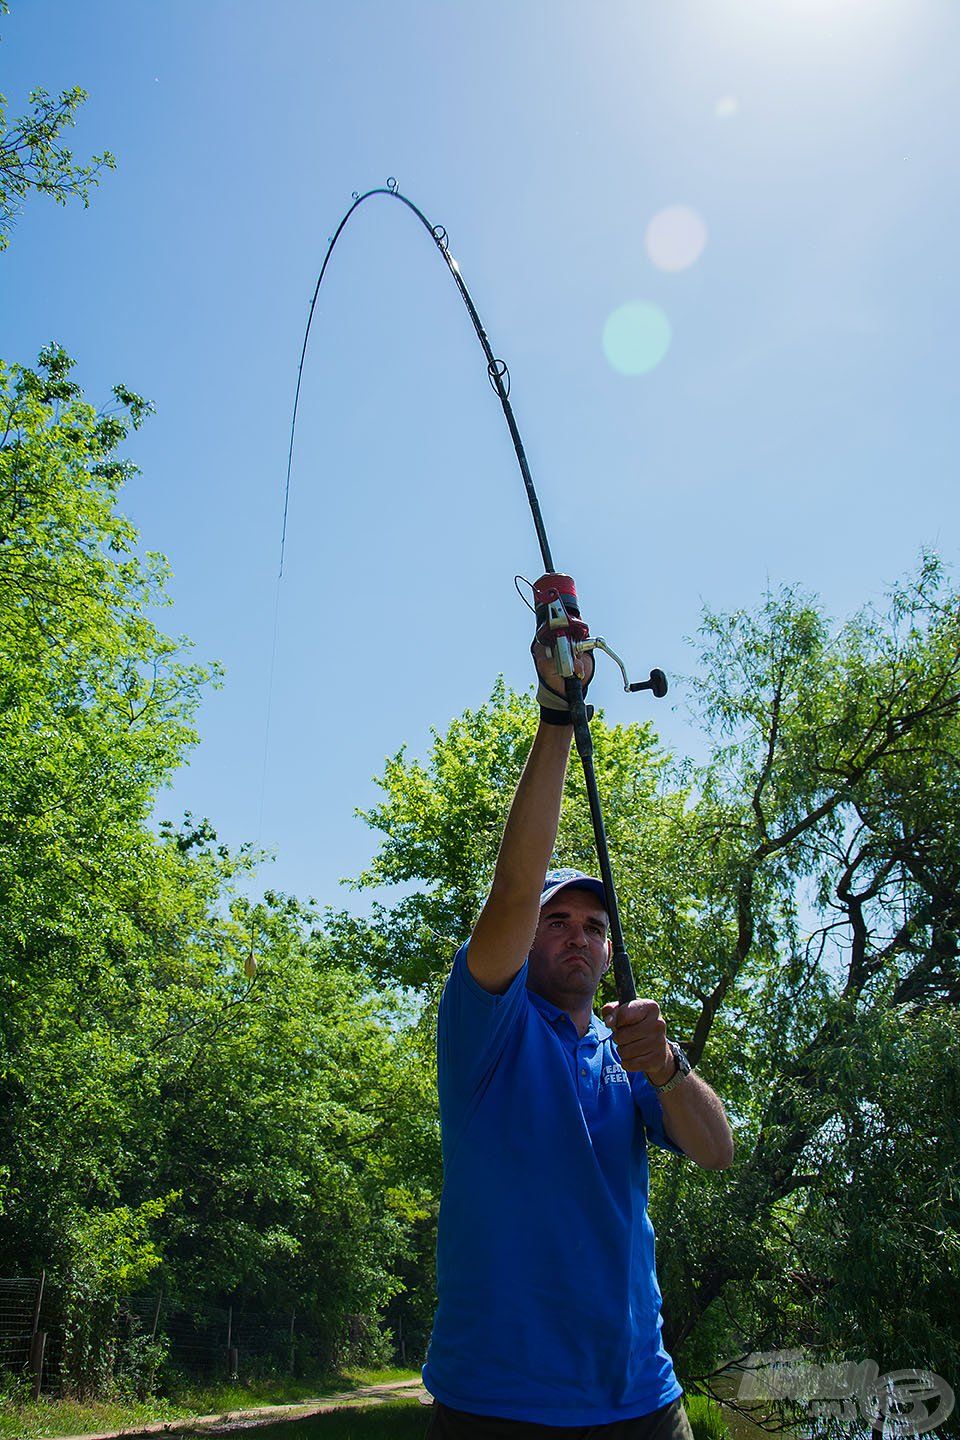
[27,1271,47,1400]
[31,1271,45,1340]
[28,1331,46,1401]
[289,1310,296,1375]
[226,1304,238,1377]
[149,1287,163,1342]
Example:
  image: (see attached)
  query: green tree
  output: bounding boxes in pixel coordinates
[0,44,430,1388]
[0,343,213,1386]
[0,4,115,249]
[0,347,439,1390]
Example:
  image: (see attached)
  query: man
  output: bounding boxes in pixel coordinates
[422,606,734,1438]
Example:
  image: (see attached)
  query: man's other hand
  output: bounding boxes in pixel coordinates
[602,999,674,1084]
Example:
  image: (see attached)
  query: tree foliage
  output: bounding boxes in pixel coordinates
[0,5,115,250]
[0,20,441,1401]
[0,348,439,1394]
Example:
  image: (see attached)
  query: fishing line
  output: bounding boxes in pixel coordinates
[280,179,554,578]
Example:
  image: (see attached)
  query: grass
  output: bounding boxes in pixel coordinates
[230,1396,429,1439]
[165,1365,419,1414]
[685,1395,733,1440]
[0,1366,422,1440]
[0,1394,179,1440]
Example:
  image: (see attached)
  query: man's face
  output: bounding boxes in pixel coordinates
[527,886,610,1006]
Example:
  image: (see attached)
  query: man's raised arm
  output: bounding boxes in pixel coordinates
[467,719,573,994]
[466,600,594,995]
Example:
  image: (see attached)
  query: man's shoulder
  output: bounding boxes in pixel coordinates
[441,941,530,1015]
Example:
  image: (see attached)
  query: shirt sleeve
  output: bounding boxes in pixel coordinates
[436,941,529,1132]
[630,1071,686,1156]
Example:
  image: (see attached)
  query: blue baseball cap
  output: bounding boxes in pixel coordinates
[539,868,607,911]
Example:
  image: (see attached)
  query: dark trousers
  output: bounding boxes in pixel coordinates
[425,1395,695,1440]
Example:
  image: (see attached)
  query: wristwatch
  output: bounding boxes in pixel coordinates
[652,1041,692,1095]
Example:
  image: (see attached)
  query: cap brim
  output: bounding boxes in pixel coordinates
[539,876,608,911]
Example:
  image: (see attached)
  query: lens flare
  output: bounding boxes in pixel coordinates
[602,302,672,376]
[645,206,708,273]
[715,95,739,119]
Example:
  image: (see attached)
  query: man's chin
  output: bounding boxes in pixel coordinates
[528,969,596,1005]
[556,970,596,994]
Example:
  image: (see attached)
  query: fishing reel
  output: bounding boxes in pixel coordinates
[531,573,667,700]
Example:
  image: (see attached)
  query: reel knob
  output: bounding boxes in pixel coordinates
[629,668,668,699]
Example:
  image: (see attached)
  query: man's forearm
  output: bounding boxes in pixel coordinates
[468,718,573,990]
[490,720,572,904]
[653,1069,734,1170]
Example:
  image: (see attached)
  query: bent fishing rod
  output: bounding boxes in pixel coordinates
[284,178,667,1005]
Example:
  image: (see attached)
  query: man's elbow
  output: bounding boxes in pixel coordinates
[690,1134,735,1170]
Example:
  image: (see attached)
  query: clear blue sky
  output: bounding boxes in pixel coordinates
[4,0,958,908]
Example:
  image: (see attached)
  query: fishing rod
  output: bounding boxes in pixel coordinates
[283,178,667,1005]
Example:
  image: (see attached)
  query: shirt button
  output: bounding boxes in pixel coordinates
[580,1067,588,1076]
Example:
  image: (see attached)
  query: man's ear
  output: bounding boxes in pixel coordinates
[604,937,613,971]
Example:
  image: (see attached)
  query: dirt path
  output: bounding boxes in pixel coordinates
[55,1379,431,1440]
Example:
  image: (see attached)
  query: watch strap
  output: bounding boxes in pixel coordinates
[653,1041,692,1095]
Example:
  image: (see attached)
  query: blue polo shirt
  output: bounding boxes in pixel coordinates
[422,942,685,1427]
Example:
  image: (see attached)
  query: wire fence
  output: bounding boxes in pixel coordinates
[0,1277,39,1376]
[0,1277,399,1397]
[126,1295,307,1376]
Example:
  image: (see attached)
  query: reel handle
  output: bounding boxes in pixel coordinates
[530,574,668,698]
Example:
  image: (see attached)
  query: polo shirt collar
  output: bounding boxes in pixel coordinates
[527,984,613,1041]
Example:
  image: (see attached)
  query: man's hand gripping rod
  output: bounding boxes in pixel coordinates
[533,574,667,1006]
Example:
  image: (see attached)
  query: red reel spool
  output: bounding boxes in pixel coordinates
[533,573,590,645]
